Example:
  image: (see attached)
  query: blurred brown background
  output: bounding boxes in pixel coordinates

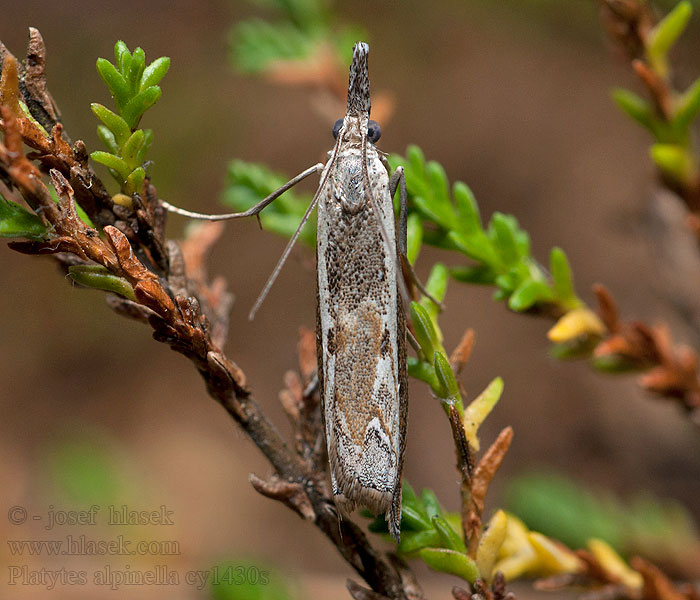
[1,0,700,598]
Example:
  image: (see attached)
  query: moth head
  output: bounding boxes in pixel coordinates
[332,118,382,144]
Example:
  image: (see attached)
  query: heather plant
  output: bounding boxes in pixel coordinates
[1,1,699,598]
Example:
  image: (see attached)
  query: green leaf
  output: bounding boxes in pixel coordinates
[96,125,119,154]
[427,161,450,206]
[646,0,692,75]
[126,167,145,195]
[402,504,432,531]
[419,547,479,583]
[421,489,443,520]
[135,129,153,165]
[549,337,599,360]
[121,130,146,166]
[407,145,426,178]
[398,529,443,555]
[222,159,315,247]
[612,88,656,134]
[0,195,47,240]
[96,58,130,111]
[121,86,162,129]
[424,262,448,303]
[140,56,170,91]
[406,212,423,265]
[410,302,440,361]
[407,357,440,390]
[127,47,146,91]
[447,230,501,267]
[114,40,131,75]
[592,353,641,373]
[402,481,421,510]
[494,271,519,294]
[433,351,460,401]
[420,262,448,323]
[450,265,496,285]
[490,212,520,265]
[254,211,311,243]
[650,143,695,184]
[432,515,467,552]
[453,181,481,234]
[550,247,580,309]
[508,279,554,312]
[673,76,700,134]
[91,103,131,146]
[91,151,131,180]
[68,265,136,300]
[231,19,320,73]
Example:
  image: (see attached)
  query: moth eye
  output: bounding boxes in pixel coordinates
[332,118,344,139]
[367,120,382,143]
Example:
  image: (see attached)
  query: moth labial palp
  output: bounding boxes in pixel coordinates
[160,41,410,541]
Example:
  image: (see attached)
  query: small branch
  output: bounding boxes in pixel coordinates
[593,284,700,424]
[448,404,474,547]
[598,0,700,226]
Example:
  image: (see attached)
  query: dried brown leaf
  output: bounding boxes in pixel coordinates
[297,326,317,382]
[0,53,23,118]
[593,283,620,333]
[249,473,315,520]
[133,280,176,323]
[104,226,158,284]
[450,328,475,374]
[24,28,60,123]
[346,579,391,600]
[466,426,513,555]
[631,556,688,600]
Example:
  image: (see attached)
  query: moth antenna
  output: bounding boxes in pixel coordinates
[248,194,319,320]
[248,145,341,320]
[159,200,243,221]
[160,163,324,221]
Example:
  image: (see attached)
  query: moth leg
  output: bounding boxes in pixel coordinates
[406,328,421,354]
[302,372,319,397]
[390,166,445,310]
[161,162,325,221]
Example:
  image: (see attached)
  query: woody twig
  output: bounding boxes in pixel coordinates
[599,0,700,232]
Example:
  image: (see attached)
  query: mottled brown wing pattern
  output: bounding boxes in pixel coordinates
[316,145,405,539]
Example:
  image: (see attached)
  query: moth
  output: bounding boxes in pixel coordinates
[163,42,411,539]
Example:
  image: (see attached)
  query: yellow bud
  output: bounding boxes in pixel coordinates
[476,510,508,582]
[528,532,583,575]
[498,513,532,559]
[112,193,133,208]
[547,307,606,343]
[493,513,538,580]
[463,377,503,451]
[492,552,538,582]
[587,538,642,589]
